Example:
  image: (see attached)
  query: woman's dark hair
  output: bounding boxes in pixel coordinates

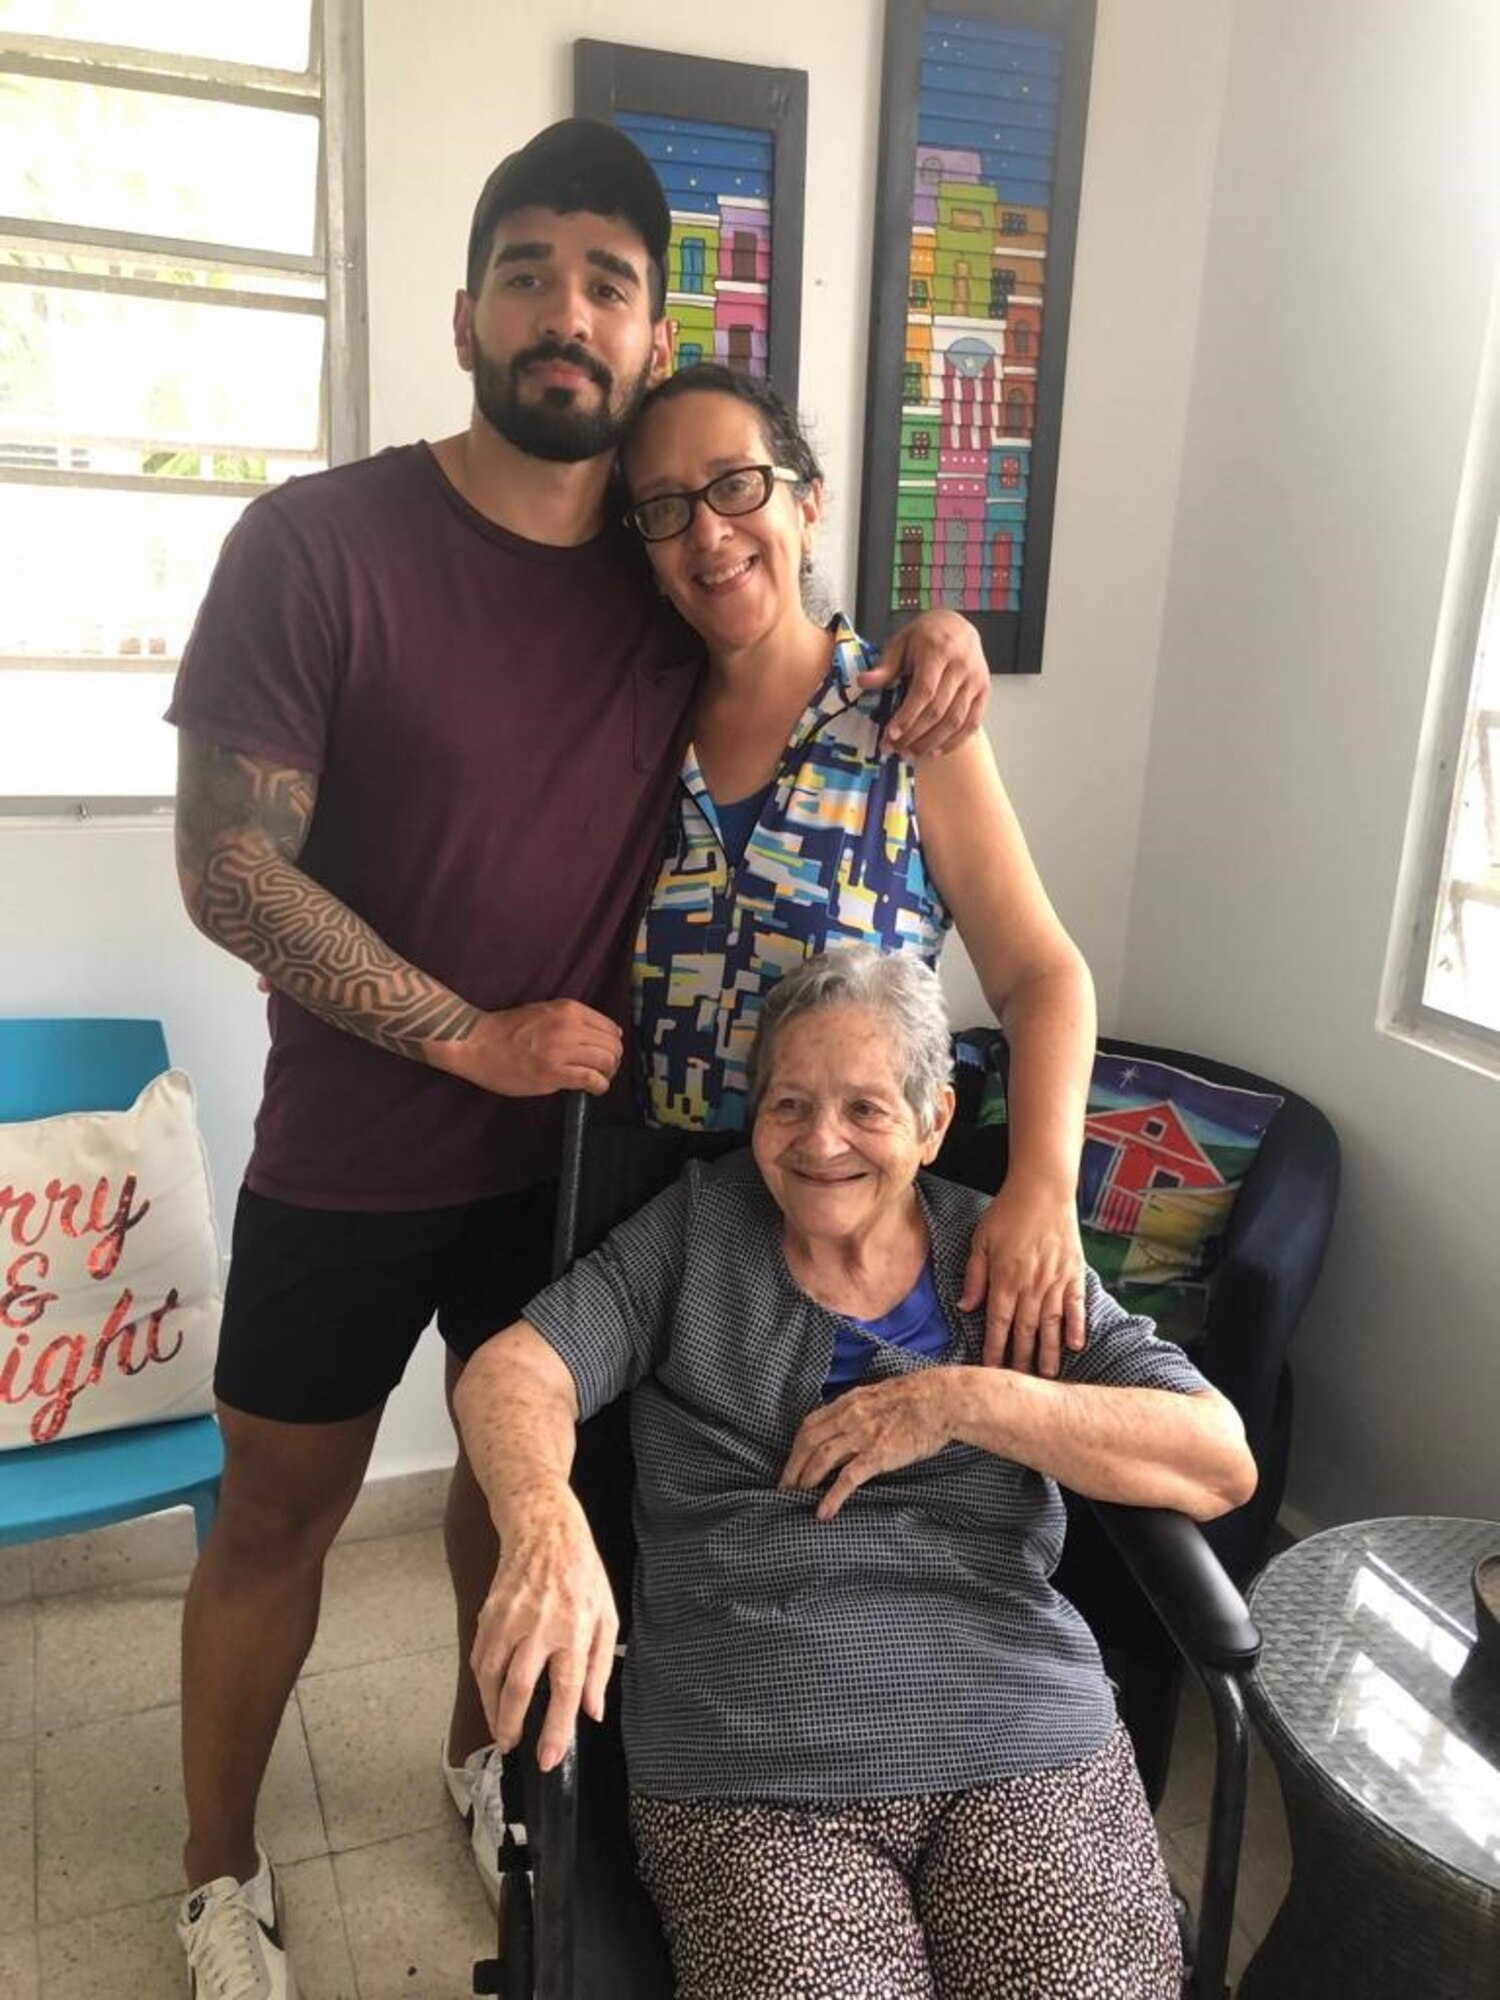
[625,364,823,490]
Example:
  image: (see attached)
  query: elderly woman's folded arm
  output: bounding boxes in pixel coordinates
[454,1323,617,1772]
[784,1368,1256,1526]
[947,1372,1257,1520]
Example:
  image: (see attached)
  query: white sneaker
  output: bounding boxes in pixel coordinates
[177,1846,298,1999]
[441,1740,511,1907]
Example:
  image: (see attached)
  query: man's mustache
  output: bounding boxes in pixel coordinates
[511,341,612,393]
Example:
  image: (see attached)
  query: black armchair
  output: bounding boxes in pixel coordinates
[474,1097,1266,2000]
[942,1032,1340,1808]
[949,1031,1342,1580]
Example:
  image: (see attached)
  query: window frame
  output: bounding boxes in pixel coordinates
[1380,261,1500,1079]
[0,0,368,819]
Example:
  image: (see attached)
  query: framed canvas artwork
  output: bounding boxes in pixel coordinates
[575,39,808,399]
[855,1,1096,670]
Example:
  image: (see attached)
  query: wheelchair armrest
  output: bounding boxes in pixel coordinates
[1084,1498,1261,1672]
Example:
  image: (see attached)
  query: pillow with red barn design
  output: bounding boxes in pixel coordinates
[979,1050,1283,1345]
[0,1070,221,1449]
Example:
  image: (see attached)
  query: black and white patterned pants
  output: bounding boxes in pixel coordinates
[630,1722,1182,1999]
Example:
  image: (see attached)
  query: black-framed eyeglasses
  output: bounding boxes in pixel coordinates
[626,464,802,544]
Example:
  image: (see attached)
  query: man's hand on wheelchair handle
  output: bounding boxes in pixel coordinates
[470,1491,618,1773]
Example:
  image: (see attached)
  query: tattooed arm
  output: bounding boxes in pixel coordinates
[174,733,623,1095]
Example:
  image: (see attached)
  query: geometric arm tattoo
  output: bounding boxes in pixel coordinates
[174,731,480,1058]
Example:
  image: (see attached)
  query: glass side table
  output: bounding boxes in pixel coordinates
[1240,1516,1500,2000]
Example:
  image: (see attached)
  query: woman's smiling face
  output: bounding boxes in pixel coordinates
[751,1004,954,1247]
[623,387,821,656]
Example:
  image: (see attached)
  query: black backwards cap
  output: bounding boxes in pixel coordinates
[466,117,672,306]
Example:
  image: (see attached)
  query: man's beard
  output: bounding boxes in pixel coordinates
[473,333,655,464]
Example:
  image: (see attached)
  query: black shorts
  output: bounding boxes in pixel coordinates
[214,1181,558,1423]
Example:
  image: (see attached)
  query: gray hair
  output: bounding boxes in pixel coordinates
[747,946,954,1134]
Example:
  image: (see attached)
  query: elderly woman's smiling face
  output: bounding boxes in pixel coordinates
[751,1004,954,1244]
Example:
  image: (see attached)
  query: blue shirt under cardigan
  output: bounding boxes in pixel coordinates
[524,1151,1210,1802]
[824,1262,949,1397]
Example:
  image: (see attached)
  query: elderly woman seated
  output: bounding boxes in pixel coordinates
[455,946,1256,2000]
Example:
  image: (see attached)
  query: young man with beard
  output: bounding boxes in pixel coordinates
[167,118,990,1998]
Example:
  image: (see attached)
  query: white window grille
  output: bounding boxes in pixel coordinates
[1383,259,1500,1072]
[0,0,366,814]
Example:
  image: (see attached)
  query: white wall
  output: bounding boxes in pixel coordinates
[4,0,1232,1479]
[363,0,1235,1027]
[3,818,456,1474]
[1119,0,1500,1528]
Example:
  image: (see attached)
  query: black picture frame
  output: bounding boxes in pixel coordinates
[574,39,808,401]
[855,0,1096,671]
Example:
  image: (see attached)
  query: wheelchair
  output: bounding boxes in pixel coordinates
[474,1097,1263,2000]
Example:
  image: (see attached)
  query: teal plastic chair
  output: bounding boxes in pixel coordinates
[0,1018,224,1550]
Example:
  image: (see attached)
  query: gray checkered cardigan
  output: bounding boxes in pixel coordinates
[525,1151,1208,1800]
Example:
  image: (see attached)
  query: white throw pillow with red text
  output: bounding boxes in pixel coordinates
[0,1070,221,1449]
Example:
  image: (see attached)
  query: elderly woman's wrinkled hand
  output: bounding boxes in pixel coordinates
[782,1372,957,1521]
[958,1182,1088,1376]
[469,1494,618,1773]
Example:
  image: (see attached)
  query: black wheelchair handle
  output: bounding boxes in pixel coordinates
[551,1090,591,1282]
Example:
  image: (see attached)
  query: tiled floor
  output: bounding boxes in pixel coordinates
[1156,1673,1292,1990]
[0,1477,1290,1997]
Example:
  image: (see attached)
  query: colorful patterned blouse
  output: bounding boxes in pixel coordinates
[633,616,952,1130]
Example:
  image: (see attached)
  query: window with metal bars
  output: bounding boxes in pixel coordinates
[1384,269,1500,1069]
[1419,573,1500,1042]
[0,0,366,814]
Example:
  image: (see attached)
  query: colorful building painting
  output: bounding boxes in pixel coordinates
[888,13,1063,614]
[616,112,774,378]
[1081,1101,1229,1239]
[669,298,716,372]
[667,213,719,297]
[718,198,771,283]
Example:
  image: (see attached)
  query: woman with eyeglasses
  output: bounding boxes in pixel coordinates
[620,365,1097,1374]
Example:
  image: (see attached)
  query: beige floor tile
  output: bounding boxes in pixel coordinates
[34,1572,188,1733]
[1228,1802,1290,1943]
[29,1509,199,1599]
[36,1695,325,1924]
[303,1528,455,1680]
[0,1544,32,1606]
[0,1598,35,1741]
[1156,1671,1283,1834]
[333,1820,495,2000]
[1228,1918,1257,1991]
[37,1853,358,2000]
[1155,1673,1215,1835]
[0,1929,39,2000]
[298,1645,458,1854]
[1245,1730,1284,1819]
[340,1466,452,1546]
[0,1738,36,1938]
[279,1853,362,2000]
[1168,1796,1290,1949]
[39,1889,186,2000]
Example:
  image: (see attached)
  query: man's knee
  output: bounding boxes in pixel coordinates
[208,1403,379,1569]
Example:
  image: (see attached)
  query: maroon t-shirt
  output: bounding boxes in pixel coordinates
[168,443,700,1209]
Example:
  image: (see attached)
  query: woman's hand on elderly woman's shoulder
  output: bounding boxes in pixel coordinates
[958,1180,1088,1377]
[781,1373,958,1522]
